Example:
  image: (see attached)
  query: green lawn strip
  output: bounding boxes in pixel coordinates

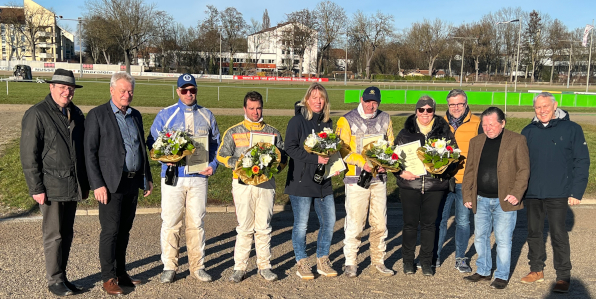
[2,114,595,212]
[2,81,596,112]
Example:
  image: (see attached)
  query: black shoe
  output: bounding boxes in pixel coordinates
[464,273,492,282]
[48,282,74,296]
[421,264,434,276]
[490,278,509,289]
[403,262,415,275]
[64,280,82,292]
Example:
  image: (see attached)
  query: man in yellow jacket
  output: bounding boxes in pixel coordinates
[435,89,482,272]
[216,91,287,283]
[336,86,394,278]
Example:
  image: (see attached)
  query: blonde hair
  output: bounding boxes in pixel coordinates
[299,82,330,122]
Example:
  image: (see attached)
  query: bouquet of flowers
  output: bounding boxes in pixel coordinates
[362,139,401,173]
[303,127,343,157]
[416,138,461,174]
[150,128,196,163]
[234,142,281,185]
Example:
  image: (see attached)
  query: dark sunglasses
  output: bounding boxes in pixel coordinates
[417,108,434,113]
[180,88,197,95]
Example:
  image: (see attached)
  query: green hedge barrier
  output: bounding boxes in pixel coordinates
[344,89,596,107]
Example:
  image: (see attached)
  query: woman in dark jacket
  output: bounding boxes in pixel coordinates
[284,83,337,280]
[395,96,456,276]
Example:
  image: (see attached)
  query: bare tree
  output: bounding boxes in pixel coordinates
[350,10,394,79]
[198,5,221,74]
[456,20,494,81]
[247,18,265,72]
[151,10,175,72]
[313,1,346,77]
[83,15,121,64]
[284,9,318,77]
[86,0,156,73]
[407,18,451,78]
[14,1,55,61]
[493,7,525,80]
[0,5,27,60]
[524,10,549,82]
[219,7,247,75]
[544,19,568,83]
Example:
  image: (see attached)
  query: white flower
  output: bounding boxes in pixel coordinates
[373,139,388,149]
[305,134,318,148]
[242,156,253,168]
[176,137,186,146]
[152,138,164,150]
[323,127,333,134]
[259,154,272,166]
[434,139,447,155]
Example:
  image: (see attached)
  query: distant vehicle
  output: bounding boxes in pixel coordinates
[11,65,32,81]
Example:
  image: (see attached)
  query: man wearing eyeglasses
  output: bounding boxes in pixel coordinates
[434,89,481,272]
[21,69,89,296]
[147,73,221,284]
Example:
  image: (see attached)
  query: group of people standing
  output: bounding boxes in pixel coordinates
[20,69,589,297]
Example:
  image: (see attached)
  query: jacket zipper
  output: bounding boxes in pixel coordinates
[421,175,425,194]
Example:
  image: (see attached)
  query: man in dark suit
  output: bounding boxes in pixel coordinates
[84,72,153,296]
[461,107,530,290]
[21,69,88,297]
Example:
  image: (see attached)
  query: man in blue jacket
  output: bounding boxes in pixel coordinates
[147,74,220,284]
[520,92,589,293]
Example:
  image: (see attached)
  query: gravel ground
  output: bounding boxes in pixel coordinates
[0,207,595,298]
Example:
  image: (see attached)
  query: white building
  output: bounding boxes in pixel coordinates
[245,22,318,76]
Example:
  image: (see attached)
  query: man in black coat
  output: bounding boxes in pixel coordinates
[20,69,89,296]
[84,72,153,296]
[520,92,589,293]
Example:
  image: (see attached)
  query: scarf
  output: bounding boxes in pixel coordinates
[446,106,469,131]
[416,117,435,136]
[357,102,377,119]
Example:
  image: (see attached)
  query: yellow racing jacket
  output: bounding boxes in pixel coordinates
[216,119,287,179]
[336,109,394,185]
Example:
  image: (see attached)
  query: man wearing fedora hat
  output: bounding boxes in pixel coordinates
[20,68,89,296]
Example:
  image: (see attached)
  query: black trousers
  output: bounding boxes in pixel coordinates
[525,197,571,281]
[40,201,77,285]
[98,175,141,282]
[399,189,445,265]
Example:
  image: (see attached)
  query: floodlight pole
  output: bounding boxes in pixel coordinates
[514,18,522,92]
[497,19,522,92]
[452,37,477,87]
[560,40,580,89]
[219,30,222,82]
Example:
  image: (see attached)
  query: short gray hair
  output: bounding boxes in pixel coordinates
[110,72,135,89]
[533,92,556,106]
[446,89,468,103]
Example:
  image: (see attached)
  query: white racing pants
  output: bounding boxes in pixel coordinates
[232,178,275,270]
[160,177,207,273]
[343,182,388,266]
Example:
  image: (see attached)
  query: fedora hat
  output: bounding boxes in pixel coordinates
[45,69,83,88]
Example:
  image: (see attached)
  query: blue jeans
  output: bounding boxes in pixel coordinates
[437,184,471,260]
[474,195,517,281]
[290,194,336,262]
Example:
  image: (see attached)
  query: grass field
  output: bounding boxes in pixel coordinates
[2,113,595,213]
[2,79,596,112]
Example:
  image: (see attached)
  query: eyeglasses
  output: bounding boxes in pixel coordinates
[448,103,466,108]
[417,108,434,113]
[180,88,197,95]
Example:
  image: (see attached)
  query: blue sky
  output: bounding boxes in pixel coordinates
[36,0,595,33]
